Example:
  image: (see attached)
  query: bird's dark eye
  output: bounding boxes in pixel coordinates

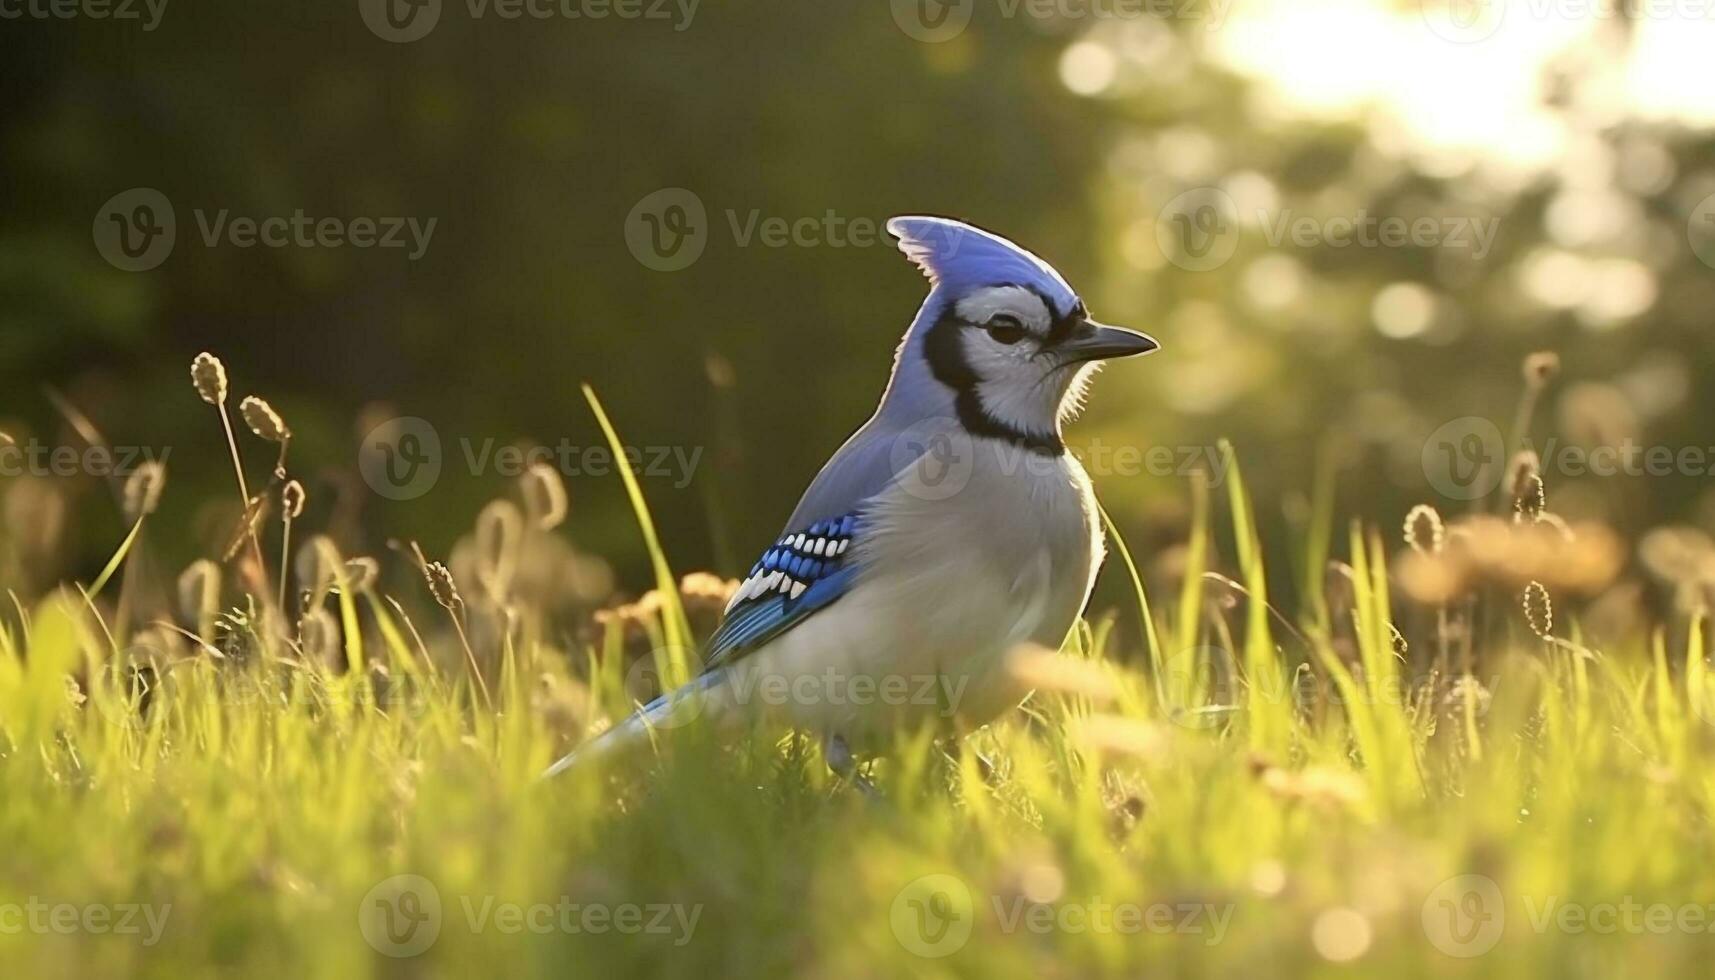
[986,315,1027,345]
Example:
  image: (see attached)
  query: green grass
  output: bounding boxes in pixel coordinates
[2,395,1715,979]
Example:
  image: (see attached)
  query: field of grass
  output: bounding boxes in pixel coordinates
[2,355,1713,979]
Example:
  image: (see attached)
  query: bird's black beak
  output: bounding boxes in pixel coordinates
[1057,319,1159,363]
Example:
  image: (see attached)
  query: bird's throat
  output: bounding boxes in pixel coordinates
[922,306,1066,457]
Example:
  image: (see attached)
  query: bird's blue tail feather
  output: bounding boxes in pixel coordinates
[540,669,728,779]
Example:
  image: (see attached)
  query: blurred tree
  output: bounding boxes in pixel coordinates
[2,0,1713,618]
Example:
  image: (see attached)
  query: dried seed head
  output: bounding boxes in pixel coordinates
[679,571,738,605]
[295,535,341,602]
[1507,451,1545,522]
[177,559,221,626]
[1403,504,1445,556]
[281,480,306,520]
[1523,581,1554,638]
[1522,351,1560,390]
[424,560,461,610]
[240,396,290,443]
[1514,474,1546,523]
[191,352,228,406]
[1638,526,1715,584]
[122,461,166,521]
[343,556,379,593]
[704,352,737,389]
[593,590,668,639]
[475,499,524,600]
[520,462,568,531]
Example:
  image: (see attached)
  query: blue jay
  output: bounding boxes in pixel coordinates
[546,216,1157,779]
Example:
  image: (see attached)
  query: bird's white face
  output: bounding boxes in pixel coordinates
[924,285,1102,446]
[954,286,1098,438]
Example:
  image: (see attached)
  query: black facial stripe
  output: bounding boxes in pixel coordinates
[923,302,979,388]
[1043,292,1086,346]
[923,302,1065,457]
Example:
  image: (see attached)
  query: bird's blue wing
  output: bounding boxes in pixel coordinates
[704,416,914,669]
[705,512,862,670]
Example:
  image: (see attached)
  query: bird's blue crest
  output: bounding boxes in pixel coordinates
[886,216,1079,317]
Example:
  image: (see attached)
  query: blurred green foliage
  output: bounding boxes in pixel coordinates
[4,0,1715,614]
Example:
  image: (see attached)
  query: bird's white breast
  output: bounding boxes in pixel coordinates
[727,435,1104,743]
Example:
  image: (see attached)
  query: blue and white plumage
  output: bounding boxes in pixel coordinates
[545,216,1157,778]
[706,514,861,667]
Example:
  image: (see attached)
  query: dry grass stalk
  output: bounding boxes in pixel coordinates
[1506,451,1544,522]
[1403,503,1454,673]
[1507,352,1557,490]
[191,353,270,600]
[116,461,167,642]
[415,544,492,709]
[279,481,306,617]
[281,480,306,520]
[222,494,270,563]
